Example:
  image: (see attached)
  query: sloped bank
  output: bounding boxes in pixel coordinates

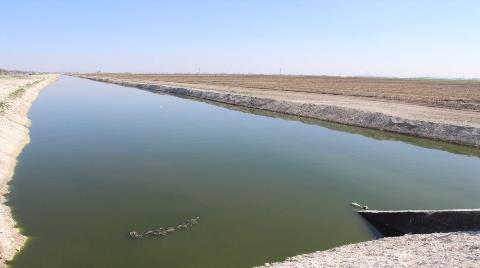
[255,232,480,268]
[77,75,480,148]
[0,74,58,267]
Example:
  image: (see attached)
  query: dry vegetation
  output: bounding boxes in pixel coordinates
[95,74,480,112]
[0,76,44,114]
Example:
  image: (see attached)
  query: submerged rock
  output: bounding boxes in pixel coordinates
[129,217,200,239]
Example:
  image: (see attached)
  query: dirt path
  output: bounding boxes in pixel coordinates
[96,74,480,112]
[0,74,58,267]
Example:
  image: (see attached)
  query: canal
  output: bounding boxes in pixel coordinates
[9,76,480,267]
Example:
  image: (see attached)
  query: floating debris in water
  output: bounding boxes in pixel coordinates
[129,217,200,239]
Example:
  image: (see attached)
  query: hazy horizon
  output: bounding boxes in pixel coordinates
[2,1,480,78]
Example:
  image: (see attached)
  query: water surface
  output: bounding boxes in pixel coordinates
[9,76,480,267]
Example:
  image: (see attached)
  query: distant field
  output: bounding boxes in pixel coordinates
[95,74,480,112]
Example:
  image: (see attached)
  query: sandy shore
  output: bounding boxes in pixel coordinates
[255,232,480,268]
[0,74,58,267]
[75,75,480,147]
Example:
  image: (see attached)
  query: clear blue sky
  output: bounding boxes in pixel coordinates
[2,1,479,78]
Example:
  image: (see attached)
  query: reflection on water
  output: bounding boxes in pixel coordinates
[170,93,480,158]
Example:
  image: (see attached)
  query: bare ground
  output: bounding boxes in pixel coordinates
[98,74,480,111]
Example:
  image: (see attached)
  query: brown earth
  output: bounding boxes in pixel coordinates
[97,74,480,112]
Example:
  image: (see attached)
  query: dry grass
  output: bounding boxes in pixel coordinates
[89,74,480,112]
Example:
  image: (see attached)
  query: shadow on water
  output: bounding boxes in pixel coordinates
[140,88,480,158]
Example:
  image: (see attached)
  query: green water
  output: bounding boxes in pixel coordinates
[8,76,480,267]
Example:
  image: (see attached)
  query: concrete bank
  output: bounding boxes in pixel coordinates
[77,76,480,148]
[255,232,480,268]
[0,74,58,267]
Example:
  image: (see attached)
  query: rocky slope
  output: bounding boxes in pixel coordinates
[256,232,480,268]
[0,74,58,267]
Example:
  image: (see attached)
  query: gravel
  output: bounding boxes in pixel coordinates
[256,232,480,268]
